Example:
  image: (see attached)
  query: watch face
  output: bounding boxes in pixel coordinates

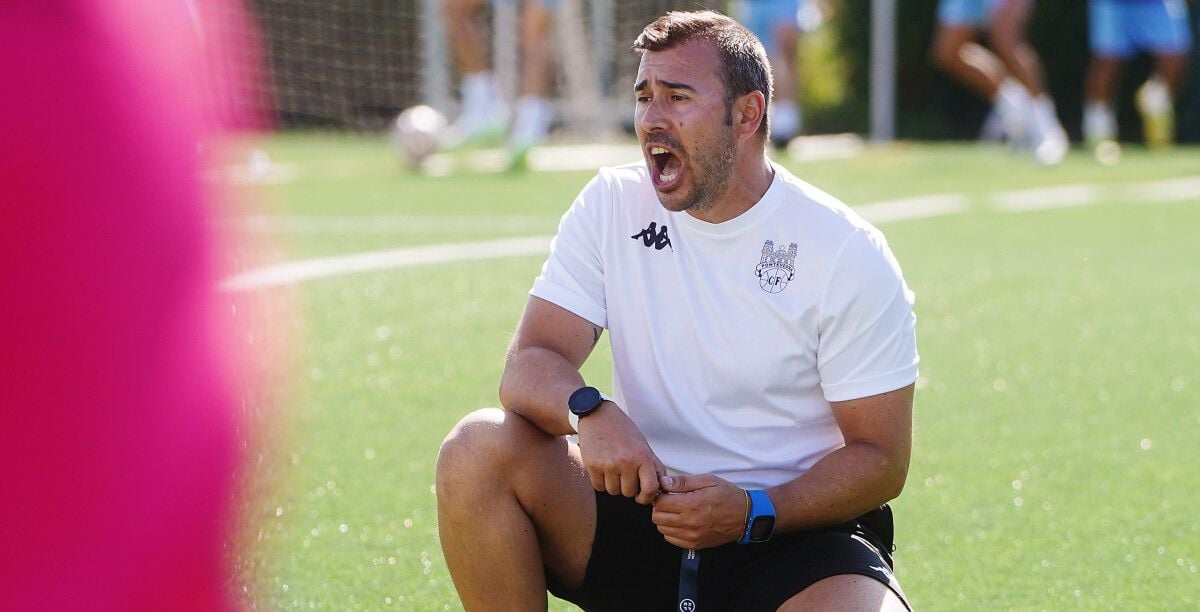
[568,386,602,416]
[748,515,775,541]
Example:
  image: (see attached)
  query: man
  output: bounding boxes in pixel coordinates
[732,0,825,148]
[442,0,556,166]
[437,10,917,611]
[929,0,1069,164]
[1082,0,1193,151]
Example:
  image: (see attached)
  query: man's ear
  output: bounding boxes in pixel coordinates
[733,90,767,141]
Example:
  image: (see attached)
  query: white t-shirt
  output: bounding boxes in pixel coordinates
[531,161,918,489]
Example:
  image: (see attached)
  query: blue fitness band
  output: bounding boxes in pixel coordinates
[738,489,777,544]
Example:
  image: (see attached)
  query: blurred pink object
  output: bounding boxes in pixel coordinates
[1,0,266,609]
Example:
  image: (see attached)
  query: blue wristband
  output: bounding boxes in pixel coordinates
[739,489,777,544]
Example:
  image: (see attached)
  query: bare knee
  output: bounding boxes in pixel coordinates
[778,574,907,612]
[436,408,544,498]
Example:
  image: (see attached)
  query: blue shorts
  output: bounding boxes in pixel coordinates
[1089,0,1192,58]
[734,0,821,52]
[937,0,1004,27]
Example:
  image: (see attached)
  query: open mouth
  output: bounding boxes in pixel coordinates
[648,145,683,190]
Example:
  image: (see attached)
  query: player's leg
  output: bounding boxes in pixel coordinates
[1083,55,1122,145]
[930,16,1040,147]
[987,0,1044,97]
[1131,0,1193,147]
[436,408,595,610]
[777,574,908,612]
[989,0,1066,163]
[738,0,803,147]
[444,0,489,75]
[929,21,1003,101]
[442,0,508,146]
[508,0,556,163]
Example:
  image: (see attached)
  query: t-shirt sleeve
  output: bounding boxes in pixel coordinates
[529,173,609,328]
[817,227,919,402]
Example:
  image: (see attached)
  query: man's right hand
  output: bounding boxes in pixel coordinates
[577,403,665,505]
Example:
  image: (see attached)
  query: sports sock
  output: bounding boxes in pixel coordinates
[993,78,1033,144]
[1083,101,1116,144]
[509,96,552,151]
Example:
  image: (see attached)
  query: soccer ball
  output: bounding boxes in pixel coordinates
[391,105,447,166]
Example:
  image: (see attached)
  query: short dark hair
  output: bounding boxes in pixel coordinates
[632,10,773,139]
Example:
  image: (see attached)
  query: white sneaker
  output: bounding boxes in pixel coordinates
[443,103,508,149]
[444,72,509,149]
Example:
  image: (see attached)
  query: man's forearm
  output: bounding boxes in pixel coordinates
[498,345,586,436]
[766,441,908,534]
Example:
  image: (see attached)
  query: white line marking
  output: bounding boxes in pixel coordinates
[856,194,970,224]
[221,235,551,292]
[225,214,553,235]
[991,184,1103,212]
[221,174,1200,291]
[1126,176,1200,204]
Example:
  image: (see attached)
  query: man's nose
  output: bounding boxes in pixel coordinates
[638,98,668,133]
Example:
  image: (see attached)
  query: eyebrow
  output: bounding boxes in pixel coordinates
[633,79,697,94]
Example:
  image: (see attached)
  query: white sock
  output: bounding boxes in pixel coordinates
[994,79,1033,142]
[1032,95,1065,133]
[509,96,553,149]
[460,72,498,117]
[1083,101,1116,142]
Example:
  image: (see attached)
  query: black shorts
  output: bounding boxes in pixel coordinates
[547,492,910,611]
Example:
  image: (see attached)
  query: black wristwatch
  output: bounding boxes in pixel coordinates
[567,386,611,432]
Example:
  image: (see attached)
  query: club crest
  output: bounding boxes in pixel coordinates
[755,240,798,293]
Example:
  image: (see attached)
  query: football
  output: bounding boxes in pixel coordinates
[391,105,447,166]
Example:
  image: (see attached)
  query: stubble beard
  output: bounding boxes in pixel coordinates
[664,125,738,215]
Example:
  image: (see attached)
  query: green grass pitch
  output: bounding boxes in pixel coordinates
[231,136,1200,610]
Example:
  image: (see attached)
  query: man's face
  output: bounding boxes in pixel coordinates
[634,39,738,215]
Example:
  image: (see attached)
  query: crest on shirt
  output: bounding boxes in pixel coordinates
[755,240,798,293]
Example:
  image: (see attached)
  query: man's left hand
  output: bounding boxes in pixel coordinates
[650,473,748,549]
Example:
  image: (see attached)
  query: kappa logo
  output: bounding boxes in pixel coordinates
[631,221,672,251]
[754,240,798,293]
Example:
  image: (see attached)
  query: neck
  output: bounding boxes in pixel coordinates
[686,151,774,224]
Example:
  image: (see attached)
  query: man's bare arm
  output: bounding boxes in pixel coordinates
[652,384,913,549]
[769,384,914,531]
[499,296,666,503]
[498,296,601,436]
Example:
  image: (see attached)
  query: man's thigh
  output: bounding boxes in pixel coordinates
[778,574,908,612]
